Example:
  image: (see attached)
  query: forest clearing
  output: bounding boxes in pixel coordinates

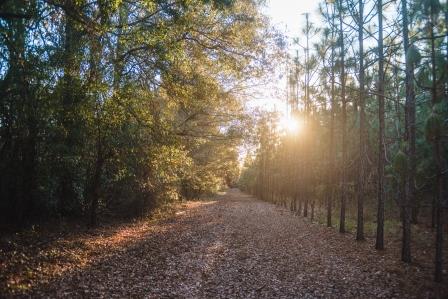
[1,0,448,297]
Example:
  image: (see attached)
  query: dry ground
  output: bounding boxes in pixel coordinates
[1,189,447,298]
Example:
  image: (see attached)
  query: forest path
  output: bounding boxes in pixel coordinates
[33,189,422,298]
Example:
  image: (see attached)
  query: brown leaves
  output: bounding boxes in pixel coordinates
[1,190,446,298]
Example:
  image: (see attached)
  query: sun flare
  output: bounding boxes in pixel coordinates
[278,115,302,134]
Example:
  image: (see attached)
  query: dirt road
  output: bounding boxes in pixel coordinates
[28,189,441,298]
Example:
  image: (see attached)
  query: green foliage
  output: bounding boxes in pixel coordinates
[425,112,443,141]
[422,0,442,16]
[0,0,275,227]
[406,44,421,66]
[393,150,408,177]
[238,156,258,192]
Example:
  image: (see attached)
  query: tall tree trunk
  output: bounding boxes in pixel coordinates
[58,1,84,215]
[0,1,37,226]
[326,2,336,228]
[86,1,109,227]
[393,65,402,139]
[338,0,347,234]
[302,13,310,219]
[376,0,385,250]
[356,0,365,241]
[445,2,448,102]
[431,186,436,230]
[428,7,445,282]
[401,0,414,263]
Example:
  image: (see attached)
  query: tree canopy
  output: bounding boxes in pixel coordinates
[0,0,279,227]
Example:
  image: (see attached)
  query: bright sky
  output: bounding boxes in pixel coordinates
[247,0,321,114]
[264,0,321,38]
[240,1,321,161]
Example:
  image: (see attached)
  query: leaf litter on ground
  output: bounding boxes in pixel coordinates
[0,189,447,298]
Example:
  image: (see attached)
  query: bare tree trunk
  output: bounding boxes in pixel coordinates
[302,13,310,219]
[428,9,445,282]
[401,0,413,263]
[433,142,445,282]
[326,2,336,228]
[58,0,84,215]
[86,1,110,227]
[338,0,347,234]
[0,1,38,226]
[356,0,365,241]
[431,188,436,230]
[376,0,385,250]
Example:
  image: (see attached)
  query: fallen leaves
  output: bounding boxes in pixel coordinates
[0,189,447,298]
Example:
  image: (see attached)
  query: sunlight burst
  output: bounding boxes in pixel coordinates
[278,115,302,134]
